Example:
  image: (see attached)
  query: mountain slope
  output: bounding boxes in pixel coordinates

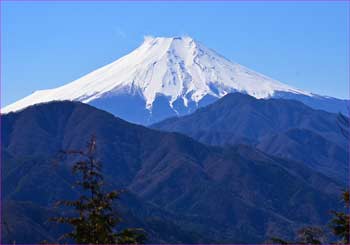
[152,93,348,183]
[257,128,348,182]
[2,36,347,124]
[2,101,343,243]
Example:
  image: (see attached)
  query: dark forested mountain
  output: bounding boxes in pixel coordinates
[153,93,348,183]
[1,101,344,243]
[257,128,347,182]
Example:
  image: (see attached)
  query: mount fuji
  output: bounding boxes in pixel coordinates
[2,36,348,124]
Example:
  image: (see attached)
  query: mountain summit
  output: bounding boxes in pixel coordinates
[2,36,346,124]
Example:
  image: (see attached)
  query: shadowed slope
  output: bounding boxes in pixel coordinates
[153,93,348,182]
[2,101,343,243]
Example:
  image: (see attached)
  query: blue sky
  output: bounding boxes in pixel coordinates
[1,1,349,106]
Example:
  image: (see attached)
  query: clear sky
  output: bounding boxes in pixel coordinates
[1,1,349,106]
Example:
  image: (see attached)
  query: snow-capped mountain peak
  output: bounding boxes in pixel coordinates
[3,36,313,123]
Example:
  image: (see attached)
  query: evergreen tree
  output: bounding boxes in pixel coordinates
[51,136,146,244]
[329,190,349,244]
[268,237,289,244]
[330,113,350,244]
[268,226,324,244]
[296,226,324,244]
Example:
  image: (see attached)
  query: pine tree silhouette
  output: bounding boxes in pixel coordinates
[51,136,146,244]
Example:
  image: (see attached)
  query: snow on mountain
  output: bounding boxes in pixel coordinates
[2,36,346,124]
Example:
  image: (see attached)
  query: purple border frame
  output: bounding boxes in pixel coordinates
[0,0,350,2]
[0,0,349,244]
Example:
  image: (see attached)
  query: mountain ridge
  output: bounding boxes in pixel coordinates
[2,100,343,243]
[152,93,348,183]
